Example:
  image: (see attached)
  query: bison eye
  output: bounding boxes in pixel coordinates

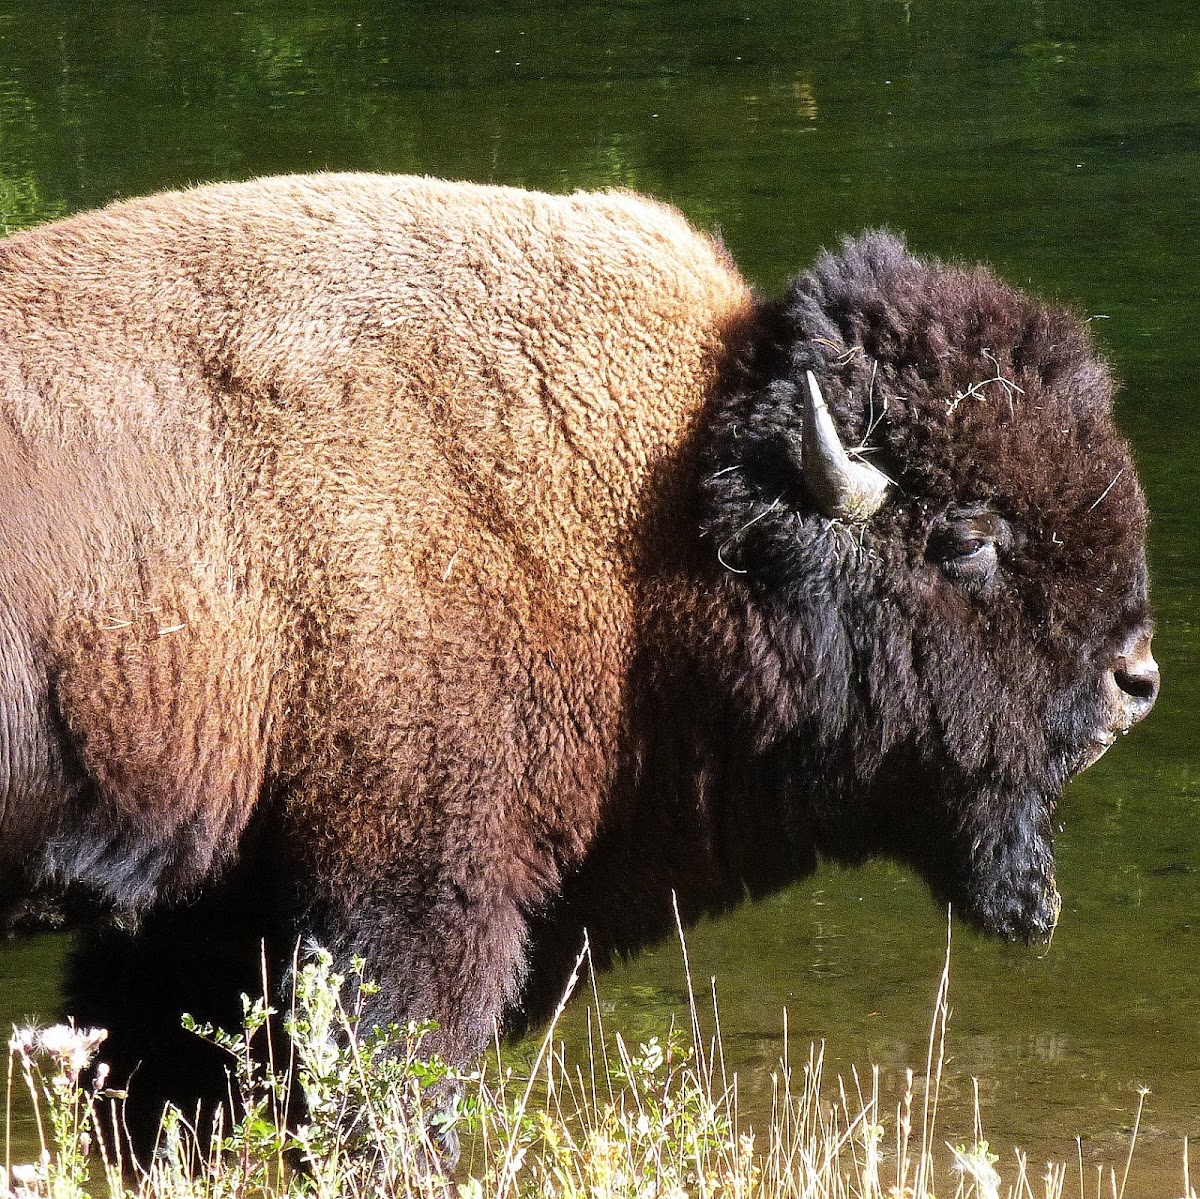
[927,509,1008,589]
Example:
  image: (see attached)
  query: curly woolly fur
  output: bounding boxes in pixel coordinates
[0,177,1152,1145]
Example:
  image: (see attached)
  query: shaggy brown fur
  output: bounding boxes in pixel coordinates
[0,176,1154,1143]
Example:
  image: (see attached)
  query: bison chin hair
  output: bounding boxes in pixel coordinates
[936,789,1060,943]
[825,767,1059,944]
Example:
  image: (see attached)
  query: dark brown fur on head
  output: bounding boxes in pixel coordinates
[697,231,1151,939]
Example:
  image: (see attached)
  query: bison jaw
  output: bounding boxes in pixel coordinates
[1074,733,1119,774]
[957,808,1060,943]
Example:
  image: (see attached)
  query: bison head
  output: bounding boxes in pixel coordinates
[700,231,1157,942]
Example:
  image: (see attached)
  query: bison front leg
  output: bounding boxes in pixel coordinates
[319,877,531,1059]
[310,872,534,1156]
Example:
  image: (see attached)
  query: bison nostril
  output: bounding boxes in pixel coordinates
[1108,629,1159,725]
[1115,663,1159,704]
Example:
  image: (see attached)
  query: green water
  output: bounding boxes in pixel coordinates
[0,0,1197,1189]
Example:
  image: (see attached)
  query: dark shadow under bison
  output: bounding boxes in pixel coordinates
[0,175,1157,1149]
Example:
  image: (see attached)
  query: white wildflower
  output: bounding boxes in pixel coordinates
[7,1026,38,1056]
[9,1162,44,1185]
[36,1024,107,1077]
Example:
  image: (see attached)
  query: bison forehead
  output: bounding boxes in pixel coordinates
[777,232,1149,628]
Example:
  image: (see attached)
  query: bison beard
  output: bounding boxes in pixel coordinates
[0,177,1156,1152]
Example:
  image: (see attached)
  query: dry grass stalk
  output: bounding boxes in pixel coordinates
[0,934,1170,1199]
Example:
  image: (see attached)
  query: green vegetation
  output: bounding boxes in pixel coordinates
[2,944,1177,1199]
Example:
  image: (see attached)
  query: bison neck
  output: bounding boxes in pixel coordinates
[518,572,814,1029]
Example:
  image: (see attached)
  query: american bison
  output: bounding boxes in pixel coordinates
[0,174,1157,1137]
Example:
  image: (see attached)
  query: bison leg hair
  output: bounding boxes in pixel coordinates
[309,873,533,1065]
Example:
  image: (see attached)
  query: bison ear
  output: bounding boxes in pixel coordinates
[800,371,890,522]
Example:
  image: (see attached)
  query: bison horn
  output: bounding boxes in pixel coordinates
[801,370,890,522]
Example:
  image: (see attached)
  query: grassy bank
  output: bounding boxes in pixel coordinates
[1,940,1188,1199]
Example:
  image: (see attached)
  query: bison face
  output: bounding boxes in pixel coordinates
[700,231,1157,943]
